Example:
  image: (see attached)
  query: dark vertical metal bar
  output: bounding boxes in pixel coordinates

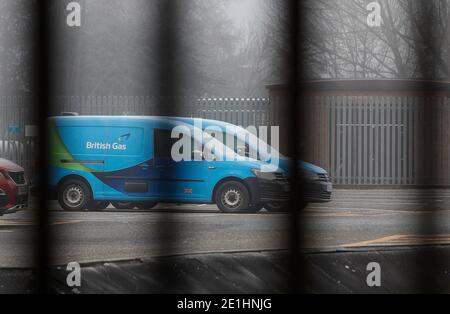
[286,0,303,293]
[152,0,181,293]
[35,0,50,293]
[407,1,441,293]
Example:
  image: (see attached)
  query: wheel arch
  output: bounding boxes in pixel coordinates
[211,176,251,203]
[57,174,94,200]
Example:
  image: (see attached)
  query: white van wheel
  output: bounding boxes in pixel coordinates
[58,179,91,211]
[215,181,250,213]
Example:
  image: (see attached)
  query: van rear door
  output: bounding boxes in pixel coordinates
[56,124,106,196]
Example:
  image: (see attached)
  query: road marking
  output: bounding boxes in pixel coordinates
[0,219,36,226]
[340,234,450,247]
[306,211,363,217]
[306,207,450,214]
[50,219,82,226]
[303,209,398,217]
[0,219,81,226]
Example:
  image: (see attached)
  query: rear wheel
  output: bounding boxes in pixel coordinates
[88,201,110,211]
[215,181,251,213]
[58,179,91,211]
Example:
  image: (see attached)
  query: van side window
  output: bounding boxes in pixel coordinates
[154,129,177,158]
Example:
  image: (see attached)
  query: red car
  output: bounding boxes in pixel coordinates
[0,158,28,215]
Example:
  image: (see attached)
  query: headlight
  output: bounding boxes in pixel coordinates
[0,188,5,195]
[251,168,278,180]
[300,169,318,181]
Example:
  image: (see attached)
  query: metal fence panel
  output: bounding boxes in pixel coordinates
[53,96,270,128]
[325,95,450,186]
[0,96,37,182]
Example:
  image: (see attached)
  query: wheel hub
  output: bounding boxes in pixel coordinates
[64,185,84,206]
[223,189,241,208]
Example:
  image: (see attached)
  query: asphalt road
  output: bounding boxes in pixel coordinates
[0,189,450,267]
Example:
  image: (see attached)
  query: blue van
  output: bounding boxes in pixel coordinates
[47,116,290,212]
[169,117,332,211]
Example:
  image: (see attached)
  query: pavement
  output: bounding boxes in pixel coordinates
[0,189,449,268]
[47,247,450,294]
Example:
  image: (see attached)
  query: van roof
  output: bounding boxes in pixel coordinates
[50,115,196,127]
[166,116,236,127]
[51,115,232,123]
[50,115,191,122]
[50,116,240,132]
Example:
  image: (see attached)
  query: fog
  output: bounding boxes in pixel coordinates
[3,0,448,98]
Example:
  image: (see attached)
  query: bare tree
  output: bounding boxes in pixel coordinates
[264,0,450,80]
[0,0,36,94]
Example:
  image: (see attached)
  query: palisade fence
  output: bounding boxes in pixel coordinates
[293,95,450,186]
[52,96,271,128]
[0,96,38,182]
[2,94,450,186]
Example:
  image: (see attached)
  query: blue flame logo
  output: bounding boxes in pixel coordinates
[118,133,131,142]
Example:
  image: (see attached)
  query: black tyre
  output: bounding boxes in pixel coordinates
[88,201,110,211]
[58,179,91,211]
[135,201,157,210]
[215,180,251,213]
[111,201,136,209]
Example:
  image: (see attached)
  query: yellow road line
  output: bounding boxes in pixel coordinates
[0,219,81,226]
[303,210,394,217]
[50,220,82,226]
[340,234,450,248]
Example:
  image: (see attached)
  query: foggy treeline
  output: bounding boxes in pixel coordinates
[0,0,36,95]
[47,0,279,97]
[1,0,450,97]
[302,0,450,80]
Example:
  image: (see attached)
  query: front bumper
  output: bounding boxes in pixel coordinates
[303,180,332,202]
[0,188,29,214]
[244,177,291,204]
[243,176,332,205]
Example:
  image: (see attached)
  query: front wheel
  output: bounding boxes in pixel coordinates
[215,181,251,213]
[58,179,91,211]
